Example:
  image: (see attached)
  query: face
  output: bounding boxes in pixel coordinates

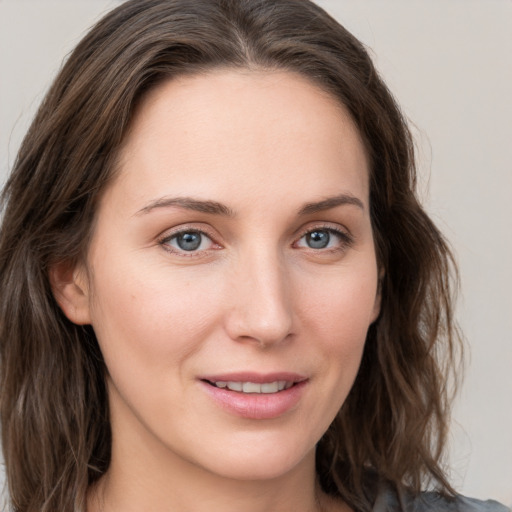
[64,70,380,482]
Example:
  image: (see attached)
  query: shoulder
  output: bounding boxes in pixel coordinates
[409,493,510,512]
[371,479,510,512]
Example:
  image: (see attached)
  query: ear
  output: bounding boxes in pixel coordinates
[49,260,92,325]
[370,267,385,323]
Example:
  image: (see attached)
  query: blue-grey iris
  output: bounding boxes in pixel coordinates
[177,232,202,251]
[306,230,330,249]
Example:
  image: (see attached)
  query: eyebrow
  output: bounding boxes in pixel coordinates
[135,192,364,217]
[135,196,235,217]
[298,193,365,215]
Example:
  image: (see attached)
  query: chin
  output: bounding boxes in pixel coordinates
[208,453,311,482]
[187,430,318,482]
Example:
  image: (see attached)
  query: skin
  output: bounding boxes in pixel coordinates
[54,70,380,512]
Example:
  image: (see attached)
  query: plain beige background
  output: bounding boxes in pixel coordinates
[1,0,511,506]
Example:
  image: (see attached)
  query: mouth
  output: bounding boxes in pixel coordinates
[203,379,296,394]
[199,373,308,419]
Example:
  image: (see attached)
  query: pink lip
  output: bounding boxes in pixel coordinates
[199,372,307,384]
[199,372,308,420]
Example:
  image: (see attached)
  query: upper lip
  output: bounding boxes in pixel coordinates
[199,372,307,384]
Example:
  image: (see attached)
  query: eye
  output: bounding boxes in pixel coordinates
[303,230,331,249]
[295,227,352,251]
[161,230,217,254]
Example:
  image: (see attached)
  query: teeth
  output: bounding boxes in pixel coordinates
[227,381,242,391]
[242,382,261,393]
[261,382,278,393]
[213,380,294,393]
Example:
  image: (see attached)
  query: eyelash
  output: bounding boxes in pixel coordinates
[158,226,220,258]
[294,224,354,253]
[158,224,354,257]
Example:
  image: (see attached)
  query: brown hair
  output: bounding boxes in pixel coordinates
[0,1,462,511]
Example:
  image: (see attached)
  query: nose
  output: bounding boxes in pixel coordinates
[224,248,294,348]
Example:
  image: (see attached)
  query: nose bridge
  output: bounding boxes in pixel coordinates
[225,244,294,346]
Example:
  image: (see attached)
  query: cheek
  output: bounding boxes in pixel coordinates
[300,266,378,344]
[296,262,378,398]
[287,263,377,436]
[87,256,222,375]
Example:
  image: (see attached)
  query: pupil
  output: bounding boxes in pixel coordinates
[177,232,201,251]
[307,230,330,249]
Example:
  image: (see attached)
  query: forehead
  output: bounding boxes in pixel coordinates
[112,69,369,212]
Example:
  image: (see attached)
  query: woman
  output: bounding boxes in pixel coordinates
[0,0,508,511]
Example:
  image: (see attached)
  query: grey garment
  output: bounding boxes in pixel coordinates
[371,480,511,512]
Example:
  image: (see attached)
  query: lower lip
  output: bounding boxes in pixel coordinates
[200,380,307,420]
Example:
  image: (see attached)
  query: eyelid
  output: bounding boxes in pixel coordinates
[293,223,354,250]
[156,222,353,257]
[157,224,222,256]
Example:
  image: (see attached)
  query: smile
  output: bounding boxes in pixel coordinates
[207,380,295,393]
[199,373,308,419]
